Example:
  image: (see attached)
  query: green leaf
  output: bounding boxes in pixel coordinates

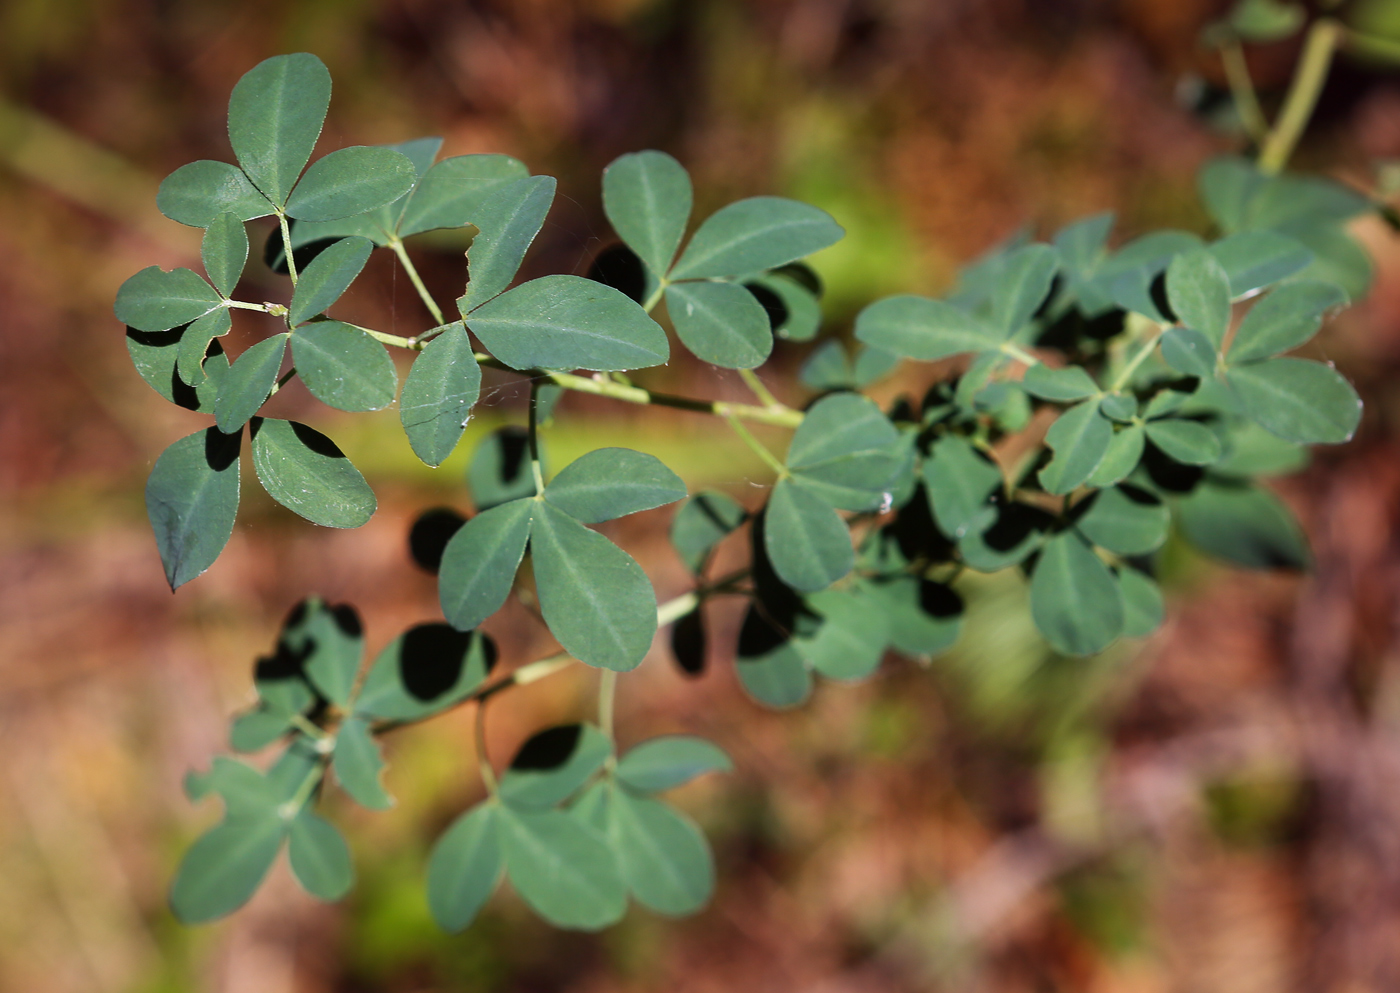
[670,196,843,279]
[1074,485,1169,555]
[177,308,233,384]
[397,153,529,238]
[1029,532,1124,656]
[785,392,901,511]
[227,53,331,208]
[400,325,482,467]
[288,811,354,901]
[798,339,852,391]
[456,175,557,312]
[498,806,627,930]
[1227,281,1347,364]
[498,724,613,810]
[1038,401,1113,495]
[991,243,1058,334]
[115,266,223,332]
[1208,230,1312,298]
[287,237,373,326]
[1176,478,1310,569]
[763,477,852,592]
[796,588,890,681]
[1099,393,1138,422]
[145,427,241,590]
[615,736,732,793]
[202,213,249,298]
[332,716,393,810]
[1160,326,1218,379]
[468,428,540,511]
[184,756,281,817]
[285,146,417,222]
[169,813,287,924]
[665,280,773,369]
[1117,567,1164,638]
[544,448,686,523]
[292,321,397,412]
[853,294,998,360]
[1284,223,1372,301]
[1229,0,1305,42]
[603,150,693,277]
[1145,418,1223,465]
[427,803,502,932]
[467,274,669,372]
[669,490,746,572]
[530,501,658,671]
[853,345,899,387]
[859,576,963,656]
[608,789,714,916]
[1213,421,1309,477]
[127,327,227,412]
[736,642,811,708]
[355,624,494,721]
[157,160,274,227]
[294,602,363,706]
[1226,358,1362,444]
[1247,174,1369,232]
[747,271,822,341]
[1054,212,1114,274]
[249,417,377,528]
[922,435,1001,539]
[1198,157,1262,235]
[439,498,534,630]
[1022,364,1099,401]
[214,333,288,433]
[1167,248,1233,347]
[1087,428,1143,493]
[229,706,291,752]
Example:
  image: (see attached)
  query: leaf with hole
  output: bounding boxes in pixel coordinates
[603,150,693,277]
[854,294,999,361]
[249,417,376,528]
[665,279,773,369]
[1226,358,1361,444]
[438,498,534,631]
[530,501,658,671]
[397,153,529,238]
[670,196,842,279]
[456,175,556,312]
[1029,532,1124,656]
[292,322,397,412]
[177,308,233,384]
[467,274,669,372]
[127,327,227,412]
[498,724,612,810]
[544,448,686,523]
[400,325,482,467]
[427,802,502,932]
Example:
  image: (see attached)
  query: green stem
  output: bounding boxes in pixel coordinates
[642,279,667,314]
[999,341,1041,367]
[1346,27,1400,63]
[1220,40,1269,143]
[474,700,498,795]
[657,591,699,626]
[739,367,784,410]
[227,299,273,312]
[725,414,788,477]
[278,211,298,286]
[598,670,617,742]
[265,366,297,400]
[278,757,327,818]
[389,238,445,326]
[1258,18,1344,174]
[357,325,421,350]
[1109,329,1164,392]
[528,381,545,496]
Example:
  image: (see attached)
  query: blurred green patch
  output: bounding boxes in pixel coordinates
[1204,771,1306,848]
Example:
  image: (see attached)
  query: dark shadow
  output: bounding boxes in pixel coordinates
[919,579,965,618]
[510,724,583,771]
[889,483,956,564]
[671,607,706,676]
[330,603,363,638]
[770,261,822,297]
[983,501,1054,552]
[493,426,531,487]
[264,224,342,276]
[744,281,788,331]
[290,421,347,458]
[586,242,646,303]
[1143,441,1205,493]
[1149,271,1177,323]
[203,426,242,472]
[408,507,468,574]
[397,623,476,700]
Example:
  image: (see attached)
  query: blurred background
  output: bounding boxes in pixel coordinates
[5,0,1400,990]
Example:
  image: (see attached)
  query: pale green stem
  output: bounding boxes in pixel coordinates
[227,299,274,312]
[265,367,297,400]
[278,757,326,819]
[1220,40,1269,142]
[725,414,788,477]
[288,714,326,740]
[528,381,546,495]
[1109,329,1165,392]
[642,279,667,313]
[1347,27,1400,63]
[598,670,617,742]
[739,367,784,410]
[1258,19,1344,174]
[999,341,1040,366]
[657,591,699,626]
[278,212,298,286]
[474,700,498,795]
[389,238,445,326]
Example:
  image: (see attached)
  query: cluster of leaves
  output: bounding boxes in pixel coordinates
[120,54,1370,930]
